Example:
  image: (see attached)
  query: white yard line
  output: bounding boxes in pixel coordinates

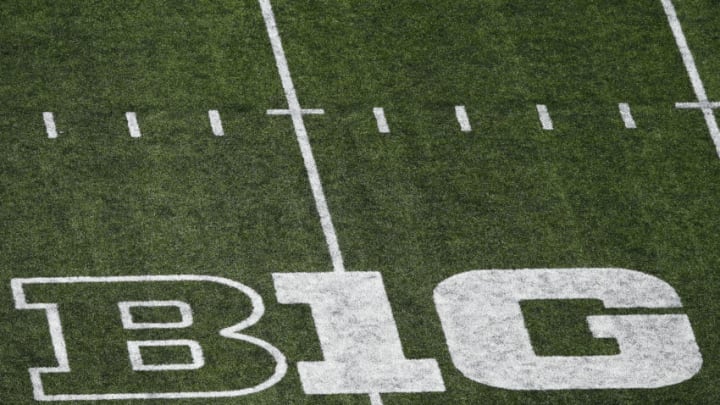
[618,103,637,129]
[536,104,554,130]
[369,392,383,405]
[662,0,709,102]
[455,106,472,132]
[373,107,390,133]
[126,112,141,138]
[208,110,225,136]
[662,0,720,157]
[43,112,58,139]
[259,0,345,274]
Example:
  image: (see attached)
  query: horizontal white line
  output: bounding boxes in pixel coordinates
[536,105,553,130]
[208,110,224,136]
[43,112,58,139]
[126,112,141,138]
[267,108,325,115]
[373,107,390,133]
[455,106,471,132]
[675,101,720,109]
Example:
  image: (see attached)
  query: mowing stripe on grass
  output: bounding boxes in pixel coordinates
[259,0,345,274]
[208,110,224,136]
[373,107,390,133]
[536,104,553,130]
[455,106,472,132]
[43,112,58,139]
[662,0,720,157]
[619,103,637,129]
[125,112,141,138]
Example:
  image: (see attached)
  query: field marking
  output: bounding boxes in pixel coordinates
[536,104,554,130]
[618,103,637,129]
[11,275,287,400]
[208,110,225,136]
[455,106,472,132]
[373,107,390,133]
[434,268,701,390]
[662,0,720,157]
[259,0,345,274]
[267,108,325,115]
[261,1,400,402]
[676,102,720,109]
[125,112,141,138]
[273,272,445,395]
[43,112,58,139]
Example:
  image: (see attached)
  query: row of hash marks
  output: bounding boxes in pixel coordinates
[40,104,640,139]
[372,104,637,133]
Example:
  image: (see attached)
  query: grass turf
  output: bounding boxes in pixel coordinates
[1,0,719,403]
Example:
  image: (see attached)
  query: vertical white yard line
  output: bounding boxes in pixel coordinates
[662,0,708,101]
[208,110,225,136]
[618,103,637,129]
[369,392,383,405]
[536,104,554,130]
[126,112,141,138]
[455,106,472,132]
[43,112,58,139]
[662,0,720,156]
[373,107,390,133]
[259,0,345,273]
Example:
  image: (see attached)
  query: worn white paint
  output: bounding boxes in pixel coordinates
[118,301,193,330]
[455,106,472,132]
[260,0,345,273]
[43,112,58,139]
[618,103,637,129]
[208,110,224,136]
[125,112,141,138]
[536,104,553,130]
[127,340,205,371]
[434,268,703,390]
[662,0,720,157]
[11,275,287,401]
[373,107,390,133]
[273,272,445,394]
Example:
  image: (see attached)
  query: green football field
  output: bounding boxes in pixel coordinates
[1,0,719,403]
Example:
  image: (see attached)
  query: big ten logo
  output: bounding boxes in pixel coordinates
[12,269,704,401]
[11,276,285,401]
